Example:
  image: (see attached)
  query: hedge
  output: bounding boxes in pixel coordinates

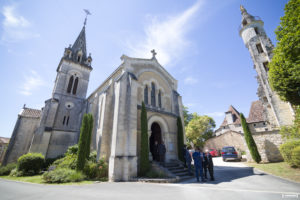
[280,140,300,167]
[17,153,44,175]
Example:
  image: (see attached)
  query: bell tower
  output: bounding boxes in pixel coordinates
[239,5,294,127]
[30,19,93,158]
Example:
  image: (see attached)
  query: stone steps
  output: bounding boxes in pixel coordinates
[163,160,194,182]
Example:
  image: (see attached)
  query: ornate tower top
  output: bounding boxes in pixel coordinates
[240,5,257,27]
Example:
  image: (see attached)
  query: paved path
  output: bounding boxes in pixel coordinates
[0,158,299,200]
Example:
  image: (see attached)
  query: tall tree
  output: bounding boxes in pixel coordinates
[140,102,150,175]
[177,117,184,162]
[185,114,215,148]
[183,106,193,127]
[269,0,300,105]
[240,113,261,163]
[86,114,94,159]
[76,113,93,171]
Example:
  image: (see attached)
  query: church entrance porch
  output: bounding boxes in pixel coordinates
[149,122,163,161]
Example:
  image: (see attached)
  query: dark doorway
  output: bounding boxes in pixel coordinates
[149,122,162,161]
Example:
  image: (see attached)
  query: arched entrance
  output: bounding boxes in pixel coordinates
[149,122,162,161]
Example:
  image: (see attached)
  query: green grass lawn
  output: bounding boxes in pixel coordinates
[246,162,300,183]
[0,175,95,185]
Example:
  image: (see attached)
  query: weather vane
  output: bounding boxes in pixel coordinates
[83,9,91,26]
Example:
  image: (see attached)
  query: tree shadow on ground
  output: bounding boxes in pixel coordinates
[179,164,266,184]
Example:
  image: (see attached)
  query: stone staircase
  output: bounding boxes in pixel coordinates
[163,160,194,182]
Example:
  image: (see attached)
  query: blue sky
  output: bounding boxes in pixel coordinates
[0,0,289,138]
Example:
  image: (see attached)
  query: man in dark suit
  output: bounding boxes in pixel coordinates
[192,147,205,182]
[204,150,215,181]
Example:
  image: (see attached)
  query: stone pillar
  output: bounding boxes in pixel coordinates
[109,72,138,181]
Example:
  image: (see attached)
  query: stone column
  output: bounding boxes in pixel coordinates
[109,72,138,181]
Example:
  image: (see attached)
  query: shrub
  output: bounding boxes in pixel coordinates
[291,146,300,168]
[9,168,23,177]
[17,153,44,175]
[144,168,168,178]
[43,156,63,170]
[140,102,150,176]
[65,144,78,156]
[83,158,108,180]
[240,113,261,163]
[280,140,300,167]
[43,168,85,183]
[52,154,77,170]
[88,151,97,162]
[0,163,17,176]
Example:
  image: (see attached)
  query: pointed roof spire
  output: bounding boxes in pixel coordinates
[71,26,87,59]
[240,5,255,26]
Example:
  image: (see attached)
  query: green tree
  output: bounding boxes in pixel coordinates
[183,106,193,127]
[177,117,184,162]
[269,0,300,105]
[76,113,93,171]
[240,113,261,163]
[86,114,94,159]
[140,102,150,175]
[185,114,215,148]
[280,106,300,140]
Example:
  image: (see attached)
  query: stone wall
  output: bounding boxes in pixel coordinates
[246,130,283,163]
[0,142,9,163]
[204,131,246,152]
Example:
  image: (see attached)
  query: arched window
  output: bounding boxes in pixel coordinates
[77,55,81,62]
[158,90,162,108]
[144,86,148,105]
[63,116,66,125]
[151,83,156,107]
[67,76,74,93]
[66,116,70,126]
[72,77,79,95]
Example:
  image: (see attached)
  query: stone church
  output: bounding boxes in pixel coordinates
[3,22,185,181]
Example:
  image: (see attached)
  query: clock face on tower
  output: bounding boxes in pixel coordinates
[65,102,74,109]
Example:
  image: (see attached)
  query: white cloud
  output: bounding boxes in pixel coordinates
[184,76,198,85]
[1,4,39,42]
[19,70,45,96]
[204,112,224,117]
[126,0,204,67]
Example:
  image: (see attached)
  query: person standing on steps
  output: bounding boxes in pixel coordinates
[185,147,192,175]
[192,147,205,182]
[158,141,166,166]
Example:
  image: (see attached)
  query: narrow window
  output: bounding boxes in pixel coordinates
[144,86,148,105]
[66,116,70,126]
[158,91,162,108]
[72,77,79,95]
[77,55,81,62]
[254,123,256,127]
[254,27,259,35]
[242,19,247,26]
[256,43,264,54]
[67,76,74,93]
[263,62,269,72]
[63,116,66,125]
[151,83,156,107]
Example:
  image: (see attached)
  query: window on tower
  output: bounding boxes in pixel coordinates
[67,76,74,93]
[151,83,156,107]
[256,43,264,54]
[263,62,269,72]
[254,27,259,35]
[63,116,66,125]
[77,55,81,62]
[242,19,247,26]
[144,85,148,105]
[158,90,162,108]
[72,77,79,95]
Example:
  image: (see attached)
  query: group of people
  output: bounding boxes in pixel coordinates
[150,141,166,165]
[183,145,215,182]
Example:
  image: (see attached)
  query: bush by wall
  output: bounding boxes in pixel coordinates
[83,158,108,180]
[17,153,44,175]
[0,163,16,176]
[240,113,261,163]
[280,140,300,167]
[43,168,85,183]
[177,117,184,162]
[139,102,150,176]
[52,154,77,170]
[291,146,300,168]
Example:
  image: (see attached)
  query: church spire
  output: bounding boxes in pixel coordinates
[71,26,87,60]
[240,5,256,27]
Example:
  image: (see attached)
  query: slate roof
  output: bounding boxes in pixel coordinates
[247,100,265,123]
[20,108,41,118]
[0,137,9,144]
[220,105,241,126]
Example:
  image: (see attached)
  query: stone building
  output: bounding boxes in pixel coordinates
[0,137,10,164]
[205,6,295,163]
[3,22,185,181]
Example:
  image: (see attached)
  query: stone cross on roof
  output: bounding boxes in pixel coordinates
[151,49,157,59]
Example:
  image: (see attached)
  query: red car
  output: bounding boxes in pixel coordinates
[208,148,219,157]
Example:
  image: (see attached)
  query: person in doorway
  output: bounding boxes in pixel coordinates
[185,147,192,175]
[204,149,215,181]
[158,141,166,165]
[153,141,159,161]
[192,147,205,182]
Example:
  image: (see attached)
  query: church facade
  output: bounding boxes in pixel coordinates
[3,24,185,181]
